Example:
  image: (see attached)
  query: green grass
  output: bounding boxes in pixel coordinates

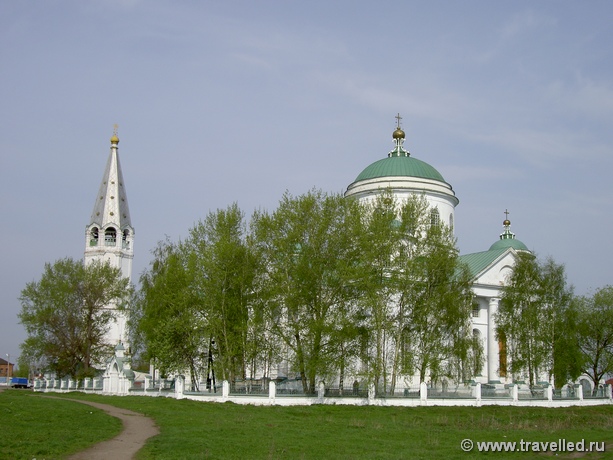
[2,390,613,459]
[0,389,122,459]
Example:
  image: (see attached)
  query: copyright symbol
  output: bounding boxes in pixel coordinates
[461,439,474,452]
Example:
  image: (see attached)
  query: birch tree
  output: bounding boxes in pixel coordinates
[576,286,613,391]
[251,190,361,394]
[495,254,573,386]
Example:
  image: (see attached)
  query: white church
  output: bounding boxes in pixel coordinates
[86,118,535,390]
[344,116,531,387]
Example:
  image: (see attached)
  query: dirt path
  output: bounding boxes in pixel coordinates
[61,398,159,460]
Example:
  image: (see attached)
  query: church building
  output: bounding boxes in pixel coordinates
[345,115,532,386]
[85,118,535,388]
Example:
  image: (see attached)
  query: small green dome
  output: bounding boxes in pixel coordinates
[354,156,446,183]
[489,238,529,252]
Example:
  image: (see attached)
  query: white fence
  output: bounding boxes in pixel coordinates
[32,377,613,408]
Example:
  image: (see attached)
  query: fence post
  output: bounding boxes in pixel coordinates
[546,385,553,402]
[512,384,519,402]
[475,382,481,406]
[175,375,185,399]
[420,382,428,403]
[607,384,613,401]
[577,384,583,401]
[368,382,375,405]
[269,380,276,404]
[318,381,325,403]
[222,380,229,399]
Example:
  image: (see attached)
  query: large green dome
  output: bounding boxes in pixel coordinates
[354,156,446,183]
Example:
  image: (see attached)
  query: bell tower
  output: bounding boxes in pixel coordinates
[84,127,134,347]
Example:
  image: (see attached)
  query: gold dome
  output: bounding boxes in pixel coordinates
[392,127,405,140]
[110,134,119,144]
[503,219,511,226]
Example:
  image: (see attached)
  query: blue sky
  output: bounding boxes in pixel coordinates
[2,0,612,365]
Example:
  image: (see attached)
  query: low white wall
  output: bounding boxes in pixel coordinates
[33,378,613,409]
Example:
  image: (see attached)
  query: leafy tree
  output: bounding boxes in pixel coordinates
[252,190,362,394]
[135,240,209,387]
[495,254,574,386]
[353,192,401,394]
[550,297,582,389]
[15,351,44,379]
[187,204,258,383]
[576,286,613,392]
[135,204,259,388]
[19,258,131,379]
[356,193,476,392]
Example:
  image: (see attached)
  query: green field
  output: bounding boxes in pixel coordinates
[1,389,612,459]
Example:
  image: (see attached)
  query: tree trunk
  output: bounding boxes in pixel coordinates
[294,332,309,394]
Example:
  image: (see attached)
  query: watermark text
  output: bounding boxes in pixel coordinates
[461,438,605,453]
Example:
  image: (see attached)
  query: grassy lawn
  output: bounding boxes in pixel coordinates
[0,389,122,459]
[1,390,613,459]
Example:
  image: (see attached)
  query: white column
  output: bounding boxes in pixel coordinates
[487,297,500,382]
[317,381,325,402]
[269,381,276,403]
[420,381,428,402]
[175,375,185,399]
[368,382,375,405]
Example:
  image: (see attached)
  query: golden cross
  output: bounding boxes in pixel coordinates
[504,209,510,219]
[395,113,402,129]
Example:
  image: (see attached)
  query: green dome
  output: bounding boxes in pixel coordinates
[489,238,529,252]
[354,156,446,183]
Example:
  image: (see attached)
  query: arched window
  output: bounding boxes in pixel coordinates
[430,208,440,227]
[105,227,117,246]
[122,229,130,249]
[90,227,99,246]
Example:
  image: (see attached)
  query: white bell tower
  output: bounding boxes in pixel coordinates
[84,127,134,348]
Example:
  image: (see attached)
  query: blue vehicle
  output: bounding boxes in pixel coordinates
[10,377,30,389]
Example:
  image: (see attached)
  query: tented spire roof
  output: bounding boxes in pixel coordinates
[89,132,132,230]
